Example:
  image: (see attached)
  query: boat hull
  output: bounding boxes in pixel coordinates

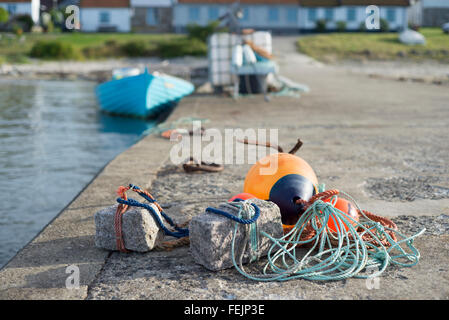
[96,71,194,118]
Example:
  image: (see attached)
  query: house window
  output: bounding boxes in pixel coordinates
[324,8,334,21]
[188,6,200,21]
[386,8,396,23]
[7,4,17,15]
[347,7,356,22]
[241,7,249,22]
[287,8,297,23]
[146,8,157,26]
[99,11,110,24]
[308,8,317,22]
[268,8,279,22]
[208,7,219,21]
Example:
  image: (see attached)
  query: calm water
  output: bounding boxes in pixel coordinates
[0,79,158,268]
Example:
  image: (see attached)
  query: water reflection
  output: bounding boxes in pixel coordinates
[98,113,156,135]
[0,79,157,268]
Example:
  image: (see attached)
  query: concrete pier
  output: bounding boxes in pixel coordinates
[1,38,448,299]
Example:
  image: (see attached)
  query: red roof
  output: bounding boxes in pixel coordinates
[300,0,410,6]
[178,0,300,4]
[80,0,130,8]
[178,0,410,5]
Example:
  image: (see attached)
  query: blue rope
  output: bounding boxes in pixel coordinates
[128,184,180,229]
[205,203,260,225]
[116,184,189,238]
[207,201,261,263]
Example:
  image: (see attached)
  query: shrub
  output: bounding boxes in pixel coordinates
[45,20,54,33]
[409,22,420,31]
[16,14,34,32]
[83,40,126,59]
[0,7,9,24]
[359,21,367,32]
[105,39,117,47]
[120,40,156,57]
[50,8,64,25]
[379,18,389,32]
[82,45,116,59]
[6,53,29,63]
[41,12,51,26]
[315,19,327,33]
[30,40,81,60]
[186,21,227,43]
[12,24,23,36]
[157,37,207,58]
[40,12,55,32]
[336,21,346,32]
[359,18,389,32]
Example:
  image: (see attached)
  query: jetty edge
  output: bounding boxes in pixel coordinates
[1,45,449,299]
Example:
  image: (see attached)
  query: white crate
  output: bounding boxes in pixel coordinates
[208,31,272,87]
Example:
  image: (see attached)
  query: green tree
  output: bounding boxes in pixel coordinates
[0,7,9,24]
[16,14,34,32]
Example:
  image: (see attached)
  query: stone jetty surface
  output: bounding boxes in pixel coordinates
[0,38,448,299]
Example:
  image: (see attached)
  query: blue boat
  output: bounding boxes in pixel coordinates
[96,68,195,118]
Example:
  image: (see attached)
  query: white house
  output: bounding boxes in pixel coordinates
[0,0,40,24]
[173,0,301,33]
[298,0,411,31]
[79,0,132,32]
[73,0,417,33]
[172,0,412,33]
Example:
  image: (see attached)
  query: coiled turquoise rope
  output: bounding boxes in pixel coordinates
[228,185,425,282]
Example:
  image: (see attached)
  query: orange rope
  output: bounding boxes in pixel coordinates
[287,189,398,248]
[115,186,130,253]
[114,186,191,252]
[359,210,398,245]
[295,189,339,211]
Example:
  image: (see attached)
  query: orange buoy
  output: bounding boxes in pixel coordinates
[228,193,256,202]
[282,224,296,235]
[244,153,318,225]
[323,198,359,233]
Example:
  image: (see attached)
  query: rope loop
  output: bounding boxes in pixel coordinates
[113,184,189,252]
[207,200,262,263]
[296,189,340,212]
[205,202,260,225]
[374,222,385,234]
[372,250,388,262]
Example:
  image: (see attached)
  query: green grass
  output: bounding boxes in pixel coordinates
[0,32,203,63]
[297,28,449,63]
